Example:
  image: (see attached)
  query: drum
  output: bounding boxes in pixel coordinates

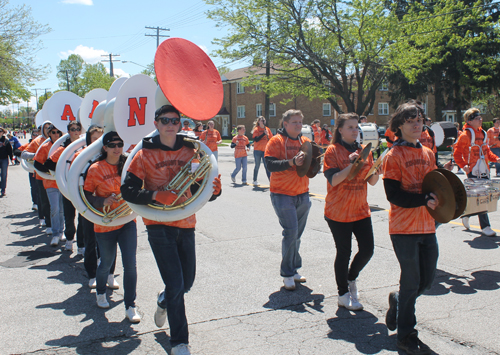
[357,123,379,151]
[463,186,490,216]
[488,187,500,213]
[490,178,500,190]
[464,178,491,187]
[430,121,458,147]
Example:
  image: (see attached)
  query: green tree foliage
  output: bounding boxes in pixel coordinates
[56,54,84,93]
[141,62,157,83]
[207,0,398,115]
[0,0,51,105]
[79,63,115,94]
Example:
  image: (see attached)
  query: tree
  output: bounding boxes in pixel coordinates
[79,63,115,94]
[38,91,53,109]
[207,0,398,115]
[0,0,51,105]
[56,54,84,94]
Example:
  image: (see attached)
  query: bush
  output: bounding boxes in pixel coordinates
[482,121,494,130]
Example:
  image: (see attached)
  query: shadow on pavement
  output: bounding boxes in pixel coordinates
[427,269,500,296]
[464,233,500,250]
[263,284,325,313]
[154,332,173,354]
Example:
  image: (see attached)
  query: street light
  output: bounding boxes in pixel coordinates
[121,61,148,69]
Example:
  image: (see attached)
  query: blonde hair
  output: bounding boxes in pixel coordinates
[463,108,480,122]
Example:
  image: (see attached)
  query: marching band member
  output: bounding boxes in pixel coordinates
[382,103,439,355]
[199,120,222,161]
[45,121,84,252]
[320,124,332,146]
[83,131,140,323]
[265,109,311,291]
[230,125,250,184]
[454,108,500,237]
[0,126,13,197]
[22,122,52,229]
[16,129,40,210]
[121,104,221,354]
[34,125,63,245]
[323,113,378,311]
[182,120,193,132]
[487,117,500,177]
[251,116,273,184]
[193,122,204,138]
[311,119,321,145]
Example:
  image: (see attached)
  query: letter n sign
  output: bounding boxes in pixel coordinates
[61,104,76,121]
[127,97,148,127]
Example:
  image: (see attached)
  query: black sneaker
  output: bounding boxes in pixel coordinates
[397,331,431,355]
[385,291,398,331]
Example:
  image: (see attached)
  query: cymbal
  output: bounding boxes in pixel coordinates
[306,143,322,178]
[296,141,313,177]
[364,147,389,181]
[422,170,456,223]
[347,142,372,181]
[436,168,467,219]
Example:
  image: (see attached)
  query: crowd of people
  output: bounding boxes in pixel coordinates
[2,100,499,355]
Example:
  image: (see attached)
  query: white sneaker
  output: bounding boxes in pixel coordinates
[60,234,66,242]
[46,227,53,235]
[125,307,141,323]
[50,236,60,246]
[40,219,46,227]
[293,273,306,283]
[32,204,38,211]
[348,280,359,301]
[482,226,497,237]
[88,278,97,289]
[283,276,296,291]
[462,217,470,230]
[77,247,85,255]
[107,274,120,289]
[231,175,235,183]
[154,305,167,328]
[171,343,191,355]
[253,180,258,185]
[64,240,73,251]
[338,292,363,311]
[96,293,109,308]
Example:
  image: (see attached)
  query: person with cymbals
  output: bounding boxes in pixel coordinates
[251,116,273,185]
[323,112,380,311]
[265,109,312,291]
[382,102,440,355]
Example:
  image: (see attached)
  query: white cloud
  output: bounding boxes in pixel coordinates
[59,45,108,64]
[60,0,93,5]
[108,68,130,79]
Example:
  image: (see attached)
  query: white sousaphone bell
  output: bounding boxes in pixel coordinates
[20,109,45,173]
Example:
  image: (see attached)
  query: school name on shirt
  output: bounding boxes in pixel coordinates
[102,173,119,181]
[342,184,364,191]
[404,159,431,168]
[155,159,187,170]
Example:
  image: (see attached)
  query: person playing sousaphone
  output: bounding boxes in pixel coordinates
[323,113,380,311]
[264,109,312,291]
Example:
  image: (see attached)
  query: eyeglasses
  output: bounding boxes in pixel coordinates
[157,117,180,125]
[183,122,189,125]
[106,142,124,148]
[69,127,81,132]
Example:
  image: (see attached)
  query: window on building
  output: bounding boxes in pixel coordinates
[237,105,246,118]
[256,103,262,117]
[378,102,389,115]
[323,103,331,116]
[236,82,245,94]
[269,103,276,117]
[255,84,261,91]
[379,81,389,91]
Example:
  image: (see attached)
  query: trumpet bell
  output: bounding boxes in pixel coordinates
[21,157,35,173]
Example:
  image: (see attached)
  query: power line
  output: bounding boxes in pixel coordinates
[145,26,170,48]
[101,54,121,77]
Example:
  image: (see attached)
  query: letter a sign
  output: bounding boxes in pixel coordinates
[127,97,148,127]
[61,104,76,121]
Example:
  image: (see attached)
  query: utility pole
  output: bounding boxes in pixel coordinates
[31,88,48,111]
[145,26,170,48]
[65,70,70,91]
[101,54,121,77]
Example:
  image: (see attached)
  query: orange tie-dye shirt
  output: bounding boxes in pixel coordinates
[34,141,58,189]
[384,129,397,148]
[487,127,500,148]
[419,129,437,153]
[200,129,221,152]
[252,126,273,152]
[383,144,436,235]
[265,133,310,196]
[324,143,374,223]
[84,160,133,233]
[232,135,250,158]
[127,146,197,228]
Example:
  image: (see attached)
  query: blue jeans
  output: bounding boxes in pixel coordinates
[467,173,490,228]
[29,173,38,205]
[491,148,500,174]
[391,233,438,341]
[147,225,196,347]
[253,150,270,182]
[95,221,137,309]
[0,158,8,194]
[231,156,247,182]
[270,192,311,277]
[46,188,64,236]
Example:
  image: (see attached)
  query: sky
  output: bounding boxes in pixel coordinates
[4,0,248,111]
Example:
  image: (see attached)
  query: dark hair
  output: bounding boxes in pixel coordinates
[332,112,359,144]
[194,122,203,131]
[67,120,82,130]
[389,103,422,137]
[359,116,367,123]
[97,147,127,176]
[493,118,499,124]
[86,125,104,145]
[154,105,180,120]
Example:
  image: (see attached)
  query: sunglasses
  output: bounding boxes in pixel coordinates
[157,117,180,125]
[106,142,124,148]
[69,127,81,132]
[50,130,60,134]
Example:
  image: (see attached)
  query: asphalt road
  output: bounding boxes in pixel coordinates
[0,140,499,355]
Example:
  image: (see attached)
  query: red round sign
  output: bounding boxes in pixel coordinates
[155,38,223,120]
